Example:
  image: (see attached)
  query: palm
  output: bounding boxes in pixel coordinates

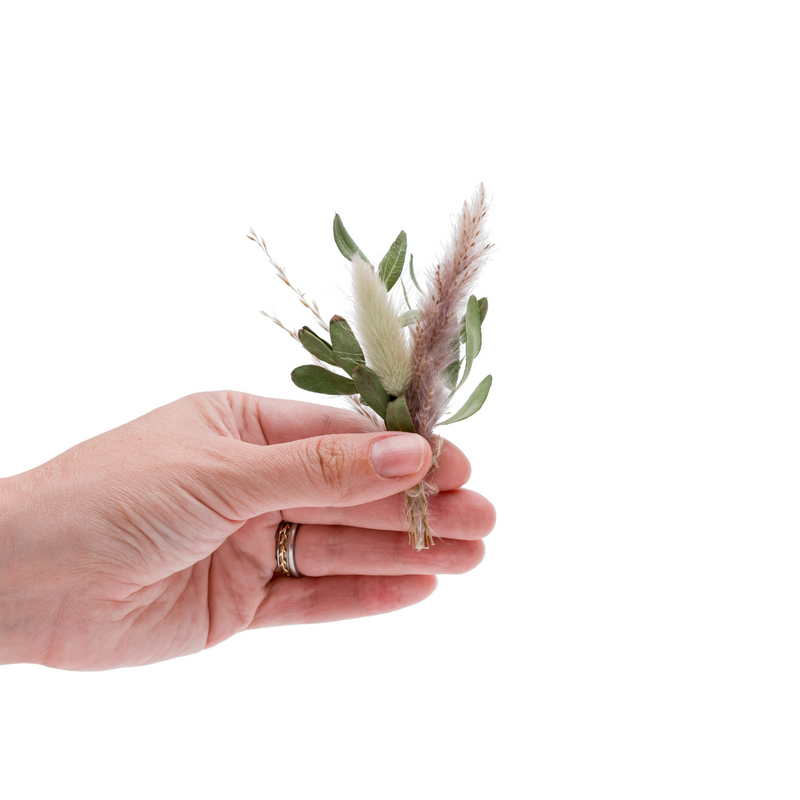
[53,517,285,670]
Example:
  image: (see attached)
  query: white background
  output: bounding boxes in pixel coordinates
[1,1,799,798]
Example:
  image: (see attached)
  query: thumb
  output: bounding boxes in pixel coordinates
[224,432,432,516]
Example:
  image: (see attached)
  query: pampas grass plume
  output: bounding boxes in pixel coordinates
[406,183,493,440]
[403,183,492,549]
[350,253,412,396]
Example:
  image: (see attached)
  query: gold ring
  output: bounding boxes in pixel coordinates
[276,521,302,578]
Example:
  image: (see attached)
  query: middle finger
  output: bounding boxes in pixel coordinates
[291,524,486,576]
[282,488,495,541]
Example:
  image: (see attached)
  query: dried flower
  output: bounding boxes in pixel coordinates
[349,253,412,397]
[250,186,493,549]
[406,183,493,440]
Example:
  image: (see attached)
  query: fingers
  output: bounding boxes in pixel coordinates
[282,488,496,540]
[250,575,437,628]
[418,438,471,491]
[220,486,493,578]
[290,525,485,576]
[191,395,491,636]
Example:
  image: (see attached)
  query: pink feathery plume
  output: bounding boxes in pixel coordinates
[404,183,493,548]
[407,183,493,439]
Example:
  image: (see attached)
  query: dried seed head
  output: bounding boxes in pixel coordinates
[349,254,412,397]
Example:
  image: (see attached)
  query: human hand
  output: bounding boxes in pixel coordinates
[0,391,494,670]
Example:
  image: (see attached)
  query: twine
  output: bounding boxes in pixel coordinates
[405,435,443,550]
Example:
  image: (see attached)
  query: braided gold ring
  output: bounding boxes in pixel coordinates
[276,521,302,578]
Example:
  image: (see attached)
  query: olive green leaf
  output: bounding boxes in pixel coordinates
[329,315,366,376]
[333,214,370,264]
[352,365,390,419]
[291,365,357,395]
[454,295,482,391]
[378,230,407,291]
[385,396,417,433]
[438,375,492,426]
[478,296,488,325]
[298,326,338,367]
[408,253,422,293]
[460,297,488,343]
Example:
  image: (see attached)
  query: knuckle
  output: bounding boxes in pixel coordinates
[307,435,351,493]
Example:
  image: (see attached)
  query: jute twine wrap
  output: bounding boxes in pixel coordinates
[405,435,444,549]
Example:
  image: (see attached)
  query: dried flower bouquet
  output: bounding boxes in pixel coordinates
[249,184,493,549]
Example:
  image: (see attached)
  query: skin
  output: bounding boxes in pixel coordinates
[0,391,495,670]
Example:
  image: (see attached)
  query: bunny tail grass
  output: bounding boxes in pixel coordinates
[350,253,412,396]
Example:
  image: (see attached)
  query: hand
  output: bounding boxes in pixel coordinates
[0,391,495,670]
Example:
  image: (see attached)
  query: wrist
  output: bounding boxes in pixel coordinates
[0,471,48,666]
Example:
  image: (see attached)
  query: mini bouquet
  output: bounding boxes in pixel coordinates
[249,184,493,549]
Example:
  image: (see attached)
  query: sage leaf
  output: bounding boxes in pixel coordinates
[292,365,357,395]
[329,315,366,376]
[385,396,416,433]
[408,253,422,293]
[298,326,338,367]
[459,296,488,343]
[438,375,492,426]
[455,295,482,391]
[333,214,369,264]
[478,296,488,325]
[352,365,390,419]
[467,295,483,358]
[378,230,407,291]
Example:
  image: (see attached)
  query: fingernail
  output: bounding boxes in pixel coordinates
[371,435,426,478]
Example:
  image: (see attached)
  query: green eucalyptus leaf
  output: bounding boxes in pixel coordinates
[352,365,390,419]
[460,296,488,343]
[298,326,338,367]
[438,375,492,426]
[292,365,357,395]
[454,295,482,391]
[332,214,370,264]
[329,315,366,376]
[408,253,422,293]
[399,309,420,327]
[385,396,417,433]
[378,230,407,291]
